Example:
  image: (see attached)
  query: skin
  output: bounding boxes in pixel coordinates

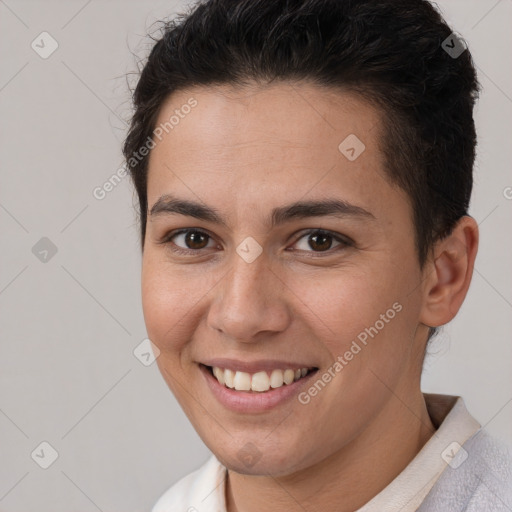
[141,81,478,511]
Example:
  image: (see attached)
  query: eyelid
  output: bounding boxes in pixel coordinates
[289,228,353,256]
[160,227,353,255]
[158,228,218,254]
[291,228,353,246]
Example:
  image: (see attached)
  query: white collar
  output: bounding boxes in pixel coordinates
[357,393,481,511]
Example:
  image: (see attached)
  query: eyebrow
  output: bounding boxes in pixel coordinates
[149,194,375,228]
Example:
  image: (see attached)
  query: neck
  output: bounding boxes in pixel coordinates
[226,390,436,512]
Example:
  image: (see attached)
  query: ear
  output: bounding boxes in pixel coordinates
[419,216,479,328]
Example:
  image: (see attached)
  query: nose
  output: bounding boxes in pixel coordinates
[206,248,291,344]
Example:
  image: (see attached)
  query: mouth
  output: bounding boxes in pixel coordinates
[202,364,318,393]
[198,361,319,413]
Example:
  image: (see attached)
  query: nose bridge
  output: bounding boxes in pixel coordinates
[224,249,272,318]
[209,246,289,341]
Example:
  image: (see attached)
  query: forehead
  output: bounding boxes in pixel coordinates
[151,81,381,161]
[146,81,409,227]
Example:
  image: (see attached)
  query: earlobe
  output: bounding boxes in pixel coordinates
[419,216,479,328]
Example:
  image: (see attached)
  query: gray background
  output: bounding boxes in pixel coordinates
[0,0,511,510]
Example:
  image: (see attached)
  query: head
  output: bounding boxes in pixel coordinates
[124,0,479,476]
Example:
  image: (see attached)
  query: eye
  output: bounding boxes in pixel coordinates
[290,229,352,255]
[160,228,217,255]
[159,228,352,257]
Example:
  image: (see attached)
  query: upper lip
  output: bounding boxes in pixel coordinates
[200,358,318,373]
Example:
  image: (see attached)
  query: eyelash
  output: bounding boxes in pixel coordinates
[159,228,353,257]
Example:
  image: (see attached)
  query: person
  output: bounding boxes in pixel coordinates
[122,0,512,510]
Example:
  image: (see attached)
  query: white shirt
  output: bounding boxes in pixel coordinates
[152,393,482,512]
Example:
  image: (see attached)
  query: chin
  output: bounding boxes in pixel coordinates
[204,433,316,477]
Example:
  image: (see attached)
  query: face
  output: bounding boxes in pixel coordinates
[142,82,430,476]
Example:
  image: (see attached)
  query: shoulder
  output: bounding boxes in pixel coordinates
[419,429,512,511]
[151,455,226,512]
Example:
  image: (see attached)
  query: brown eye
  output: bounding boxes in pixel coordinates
[292,229,352,254]
[161,228,352,257]
[162,229,216,254]
[308,232,333,251]
[182,230,210,250]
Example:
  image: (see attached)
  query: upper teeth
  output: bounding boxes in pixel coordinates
[212,367,310,392]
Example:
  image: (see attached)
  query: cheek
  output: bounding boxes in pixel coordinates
[296,259,421,373]
[141,253,199,355]
[295,265,404,341]
[324,270,422,396]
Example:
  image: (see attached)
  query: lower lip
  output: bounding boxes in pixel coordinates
[199,364,317,414]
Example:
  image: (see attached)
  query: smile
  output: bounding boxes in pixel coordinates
[208,366,315,392]
[199,360,319,413]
